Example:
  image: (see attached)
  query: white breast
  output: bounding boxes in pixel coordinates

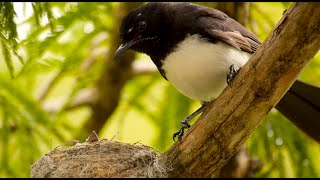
[162,34,251,102]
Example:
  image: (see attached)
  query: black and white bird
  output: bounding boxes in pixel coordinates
[114,2,320,142]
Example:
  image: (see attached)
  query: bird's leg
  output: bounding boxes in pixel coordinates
[227,64,240,85]
[173,101,210,142]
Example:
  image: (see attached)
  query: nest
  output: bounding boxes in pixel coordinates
[30,133,171,178]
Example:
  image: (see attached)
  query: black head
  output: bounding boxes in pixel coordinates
[114,3,172,59]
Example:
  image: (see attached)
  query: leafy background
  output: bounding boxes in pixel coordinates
[0,2,319,177]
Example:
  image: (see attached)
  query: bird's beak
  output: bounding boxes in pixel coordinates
[113,40,135,60]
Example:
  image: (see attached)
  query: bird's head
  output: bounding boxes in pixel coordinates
[114,3,171,59]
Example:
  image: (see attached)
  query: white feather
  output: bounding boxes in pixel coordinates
[162,34,251,101]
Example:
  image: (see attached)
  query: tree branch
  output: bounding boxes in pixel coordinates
[158,2,320,178]
[130,60,158,77]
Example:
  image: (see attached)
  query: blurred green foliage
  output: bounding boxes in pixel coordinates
[0,2,319,178]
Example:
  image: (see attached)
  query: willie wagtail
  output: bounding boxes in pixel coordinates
[114,2,320,142]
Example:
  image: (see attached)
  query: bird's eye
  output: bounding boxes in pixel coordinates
[137,21,146,32]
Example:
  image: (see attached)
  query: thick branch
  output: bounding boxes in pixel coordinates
[158,2,320,178]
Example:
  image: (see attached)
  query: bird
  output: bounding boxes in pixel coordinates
[114,2,320,142]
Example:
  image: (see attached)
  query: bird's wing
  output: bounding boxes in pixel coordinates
[197,7,262,54]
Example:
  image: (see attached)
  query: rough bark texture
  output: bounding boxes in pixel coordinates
[158,2,320,177]
[30,2,320,178]
[214,2,257,177]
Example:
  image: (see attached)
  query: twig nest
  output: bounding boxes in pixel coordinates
[30,138,170,178]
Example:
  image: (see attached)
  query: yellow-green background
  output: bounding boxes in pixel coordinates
[0,2,319,177]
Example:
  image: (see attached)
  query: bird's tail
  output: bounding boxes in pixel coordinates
[275,80,320,143]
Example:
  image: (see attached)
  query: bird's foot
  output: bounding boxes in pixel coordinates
[173,102,209,143]
[227,64,240,85]
[173,121,191,142]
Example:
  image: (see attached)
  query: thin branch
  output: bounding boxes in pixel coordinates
[37,70,63,101]
[42,88,97,113]
[65,88,98,110]
[130,60,157,77]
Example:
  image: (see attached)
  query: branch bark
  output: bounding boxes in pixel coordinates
[157,2,320,177]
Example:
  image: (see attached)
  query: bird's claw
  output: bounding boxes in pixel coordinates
[227,64,240,85]
[173,128,184,142]
[173,121,191,142]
